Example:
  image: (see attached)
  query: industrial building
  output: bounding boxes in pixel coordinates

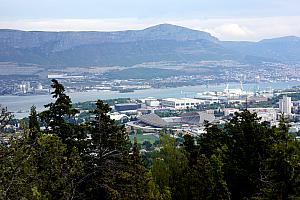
[114,103,141,112]
[161,98,203,110]
[144,97,160,107]
[195,94,222,104]
[137,113,168,128]
[181,111,215,125]
[109,113,129,123]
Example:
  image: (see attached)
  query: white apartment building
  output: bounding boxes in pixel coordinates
[279,95,292,115]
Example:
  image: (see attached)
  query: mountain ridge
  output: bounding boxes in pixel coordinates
[0,24,299,67]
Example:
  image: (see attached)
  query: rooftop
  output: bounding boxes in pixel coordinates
[138,113,168,128]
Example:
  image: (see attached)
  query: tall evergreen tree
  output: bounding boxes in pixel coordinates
[200,110,300,199]
[126,137,154,199]
[78,100,131,199]
[29,105,39,131]
[0,134,83,200]
[260,115,300,199]
[151,133,187,199]
[28,105,40,142]
[90,100,128,152]
[39,79,79,146]
[183,133,230,200]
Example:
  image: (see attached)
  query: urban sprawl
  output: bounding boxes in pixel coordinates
[2,81,300,148]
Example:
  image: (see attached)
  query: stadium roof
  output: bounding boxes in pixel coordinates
[181,111,215,125]
[138,113,168,128]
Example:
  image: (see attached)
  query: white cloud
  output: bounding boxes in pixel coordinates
[205,24,254,40]
[1,16,300,41]
[168,16,300,41]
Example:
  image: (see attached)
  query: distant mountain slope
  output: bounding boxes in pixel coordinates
[0,39,238,67]
[0,24,218,51]
[0,24,299,67]
[221,36,300,63]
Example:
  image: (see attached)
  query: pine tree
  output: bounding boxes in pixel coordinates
[89,99,129,155]
[126,137,153,199]
[0,133,83,200]
[151,133,188,199]
[28,105,40,142]
[182,134,230,200]
[261,115,300,199]
[39,79,79,145]
[200,110,300,199]
[78,100,130,199]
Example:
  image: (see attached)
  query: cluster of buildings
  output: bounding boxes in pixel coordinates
[3,61,300,97]
[103,85,300,137]
[2,83,300,141]
[1,81,50,95]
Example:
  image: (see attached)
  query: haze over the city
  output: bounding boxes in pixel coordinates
[1,0,300,41]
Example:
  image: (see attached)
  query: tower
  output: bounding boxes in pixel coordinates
[279,95,292,115]
[240,80,244,91]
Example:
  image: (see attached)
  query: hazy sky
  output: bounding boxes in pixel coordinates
[1,0,300,41]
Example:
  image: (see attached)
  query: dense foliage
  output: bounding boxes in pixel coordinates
[1,80,300,199]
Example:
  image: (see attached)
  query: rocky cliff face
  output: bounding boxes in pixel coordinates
[0,24,218,52]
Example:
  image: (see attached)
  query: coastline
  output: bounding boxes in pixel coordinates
[1,81,299,119]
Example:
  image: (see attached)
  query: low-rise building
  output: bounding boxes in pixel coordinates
[195,94,222,104]
[144,98,160,107]
[114,103,141,112]
[248,107,278,123]
[109,113,129,123]
[161,98,203,110]
[223,108,240,116]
